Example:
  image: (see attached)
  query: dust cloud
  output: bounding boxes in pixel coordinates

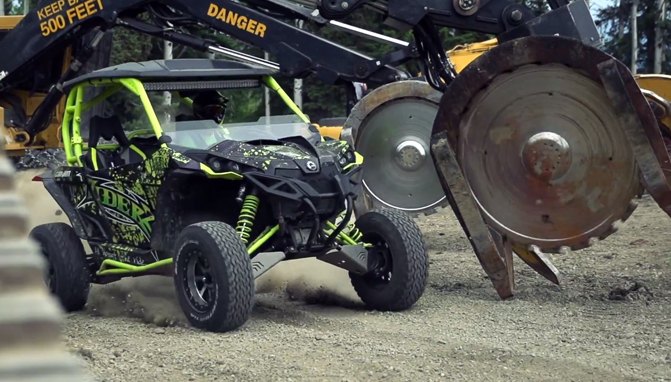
[15,169,69,227]
[256,258,362,308]
[87,277,188,327]
[16,169,363,328]
[84,260,362,328]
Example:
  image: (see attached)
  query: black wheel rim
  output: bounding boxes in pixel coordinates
[182,245,216,313]
[362,233,393,288]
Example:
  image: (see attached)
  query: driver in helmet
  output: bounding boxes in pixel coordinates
[192,90,228,124]
[176,90,229,124]
[173,90,230,147]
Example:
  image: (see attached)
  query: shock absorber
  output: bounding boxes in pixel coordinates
[236,193,259,245]
[324,210,364,245]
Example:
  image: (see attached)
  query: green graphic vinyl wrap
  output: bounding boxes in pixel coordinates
[86,146,172,251]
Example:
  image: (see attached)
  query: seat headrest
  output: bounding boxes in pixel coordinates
[89,115,130,148]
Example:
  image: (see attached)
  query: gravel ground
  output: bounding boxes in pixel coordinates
[18,170,671,381]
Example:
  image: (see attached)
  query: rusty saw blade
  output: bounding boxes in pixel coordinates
[431,36,653,254]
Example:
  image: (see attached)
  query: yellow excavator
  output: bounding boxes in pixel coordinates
[0,14,68,158]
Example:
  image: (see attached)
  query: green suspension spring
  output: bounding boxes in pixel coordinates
[324,211,364,245]
[236,194,260,245]
[346,221,363,242]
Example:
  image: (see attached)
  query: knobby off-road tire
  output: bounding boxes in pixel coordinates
[0,149,92,380]
[30,223,90,312]
[350,208,429,311]
[174,221,255,332]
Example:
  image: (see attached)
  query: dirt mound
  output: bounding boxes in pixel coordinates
[607,280,654,302]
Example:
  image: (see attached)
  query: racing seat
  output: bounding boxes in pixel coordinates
[120,135,160,164]
[82,115,159,171]
[82,115,130,171]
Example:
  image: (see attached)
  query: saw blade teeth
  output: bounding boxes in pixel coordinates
[586,237,599,248]
[626,199,639,216]
[558,246,572,256]
[598,223,620,241]
[548,246,562,254]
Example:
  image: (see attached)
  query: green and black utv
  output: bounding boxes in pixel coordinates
[29,59,428,332]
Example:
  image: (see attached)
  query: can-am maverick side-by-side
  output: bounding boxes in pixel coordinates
[29,59,428,332]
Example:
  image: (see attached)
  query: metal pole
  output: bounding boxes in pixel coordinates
[207,45,279,70]
[163,40,173,108]
[294,19,304,109]
[631,0,638,74]
[294,77,303,109]
[653,0,665,73]
[264,51,271,120]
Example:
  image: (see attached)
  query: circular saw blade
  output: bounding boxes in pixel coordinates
[459,63,641,251]
[343,80,447,216]
[431,37,648,252]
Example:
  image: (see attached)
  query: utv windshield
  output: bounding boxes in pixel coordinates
[159,116,314,149]
[148,89,315,150]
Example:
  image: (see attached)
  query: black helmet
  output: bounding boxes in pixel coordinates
[192,90,228,124]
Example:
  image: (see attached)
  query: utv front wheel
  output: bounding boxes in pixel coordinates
[173,221,255,332]
[350,208,428,311]
[29,223,90,312]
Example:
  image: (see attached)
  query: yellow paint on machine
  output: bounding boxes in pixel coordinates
[0,16,23,30]
[314,125,343,141]
[636,74,671,134]
[446,38,498,73]
[207,3,267,37]
[38,0,104,37]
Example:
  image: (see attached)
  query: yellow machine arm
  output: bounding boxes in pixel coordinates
[635,74,671,133]
[0,16,67,157]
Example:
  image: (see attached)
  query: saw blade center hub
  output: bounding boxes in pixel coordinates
[394,140,426,171]
[521,132,572,180]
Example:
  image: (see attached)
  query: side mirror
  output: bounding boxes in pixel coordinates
[159,135,172,144]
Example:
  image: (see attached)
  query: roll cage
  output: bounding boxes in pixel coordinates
[60,66,311,169]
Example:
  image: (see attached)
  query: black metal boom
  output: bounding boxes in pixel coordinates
[0,0,601,139]
[0,0,411,138]
[317,0,601,91]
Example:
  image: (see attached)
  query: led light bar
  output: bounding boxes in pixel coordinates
[143,79,260,91]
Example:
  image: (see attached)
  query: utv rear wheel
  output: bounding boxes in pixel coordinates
[29,223,90,312]
[350,208,428,311]
[173,221,254,332]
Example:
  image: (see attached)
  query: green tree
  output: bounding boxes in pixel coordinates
[596,0,670,73]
